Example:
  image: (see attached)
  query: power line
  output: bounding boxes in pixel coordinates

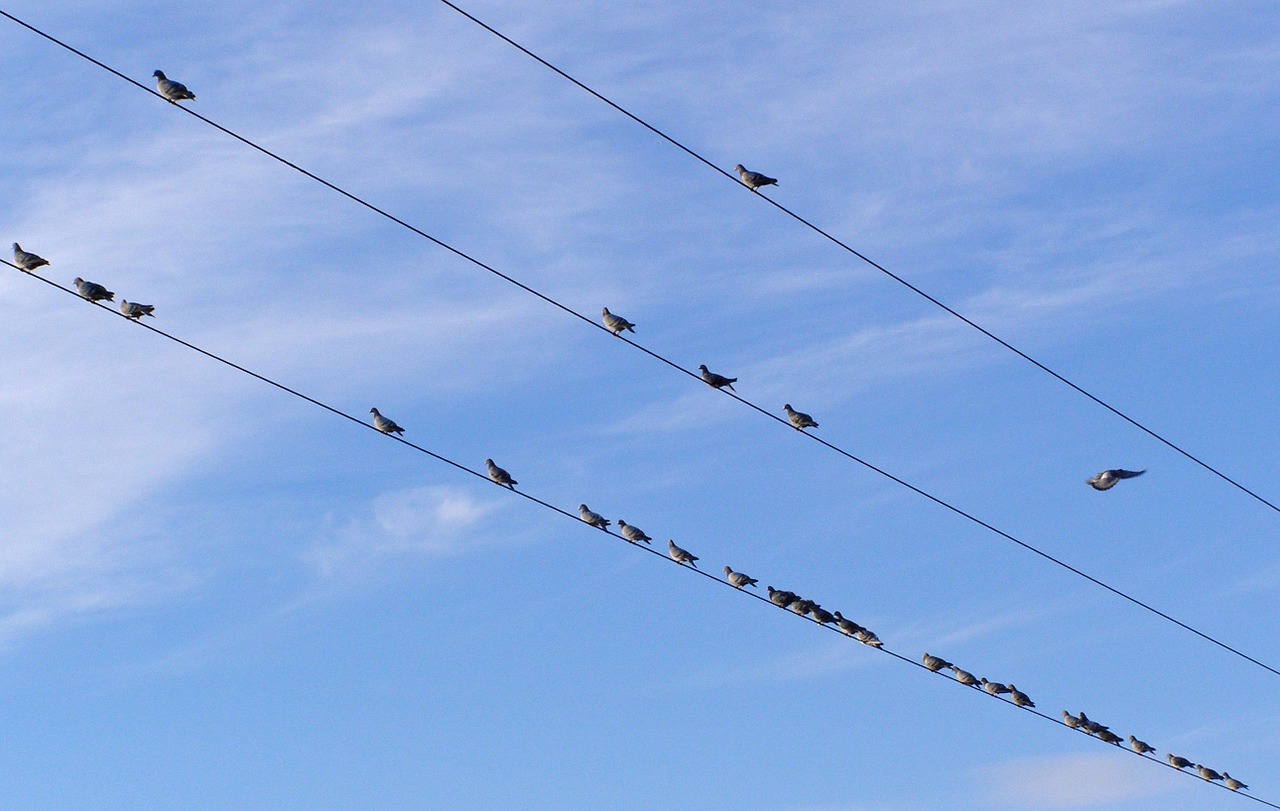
[428,0,1280,519]
[1,10,1275,681]
[7,261,1270,809]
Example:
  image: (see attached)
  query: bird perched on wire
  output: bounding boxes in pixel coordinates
[484,459,516,489]
[119,300,156,320]
[369,407,404,435]
[1087,468,1145,491]
[767,587,799,609]
[1127,736,1155,755]
[810,605,836,626]
[617,520,652,545]
[854,627,883,647]
[1196,765,1224,782]
[1062,711,1083,730]
[578,504,610,529]
[667,539,698,568]
[153,70,196,102]
[73,277,114,302]
[723,567,758,589]
[698,365,737,392]
[833,612,862,637]
[11,243,48,271]
[922,653,953,672]
[1223,773,1249,792]
[980,679,1011,696]
[1008,685,1035,708]
[1096,729,1122,745]
[600,307,635,336]
[734,163,777,191]
[1166,754,1193,770]
[783,404,818,431]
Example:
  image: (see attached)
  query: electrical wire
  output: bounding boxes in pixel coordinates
[428,0,1280,519]
[6,261,1271,808]
[1,10,1277,681]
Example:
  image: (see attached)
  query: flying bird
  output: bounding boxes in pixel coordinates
[369,407,404,435]
[11,243,48,271]
[578,504,610,529]
[723,566,758,589]
[1127,736,1155,755]
[600,307,635,336]
[153,70,196,102]
[73,277,114,302]
[734,163,777,191]
[667,539,698,568]
[1087,468,1145,491]
[119,300,156,320]
[484,459,516,489]
[783,404,818,431]
[698,365,737,392]
[617,520,652,545]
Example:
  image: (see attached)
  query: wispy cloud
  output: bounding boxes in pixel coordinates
[980,752,1176,808]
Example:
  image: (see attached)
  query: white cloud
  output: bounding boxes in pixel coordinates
[981,752,1176,808]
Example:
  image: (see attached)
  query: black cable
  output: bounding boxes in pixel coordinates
[8,262,1269,808]
[1,10,1277,682]
[428,0,1280,519]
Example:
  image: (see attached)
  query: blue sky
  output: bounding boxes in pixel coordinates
[2,0,1278,808]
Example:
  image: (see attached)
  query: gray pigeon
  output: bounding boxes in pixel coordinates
[698,365,737,392]
[949,666,980,687]
[922,653,953,672]
[789,599,814,616]
[1062,711,1083,730]
[854,628,883,647]
[783,404,818,431]
[369,407,404,435]
[617,520,652,545]
[1096,730,1123,745]
[12,243,48,271]
[1127,736,1155,755]
[1007,685,1034,708]
[833,612,863,637]
[667,539,698,568]
[601,307,635,336]
[73,277,114,302]
[484,459,516,489]
[723,566,758,589]
[1087,469,1145,491]
[734,163,777,191]
[578,504,610,529]
[810,605,836,626]
[119,300,156,320]
[153,70,195,102]
[1078,712,1108,736]
[980,678,1011,696]
[1166,754,1193,770]
[767,587,799,608]
[1195,765,1224,782]
[1223,773,1248,792]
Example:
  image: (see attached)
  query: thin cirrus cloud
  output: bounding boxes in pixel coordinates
[981,752,1177,809]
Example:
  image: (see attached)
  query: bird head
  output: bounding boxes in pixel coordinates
[153,70,165,78]
[11,243,19,251]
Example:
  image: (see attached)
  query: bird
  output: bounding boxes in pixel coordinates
[854,628,883,647]
[723,566,758,589]
[667,539,698,568]
[980,679,1011,696]
[833,612,863,637]
[484,459,516,489]
[153,70,195,102]
[1096,730,1123,745]
[789,599,814,616]
[1223,773,1248,792]
[949,666,980,687]
[1087,468,1145,491]
[119,300,155,320]
[1127,736,1155,755]
[734,163,777,191]
[767,587,799,608]
[1196,765,1224,782]
[73,277,114,302]
[1166,754,1193,770]
[810,605,836,626]
[11,243,48,271]
[922,653,953,672]
[698,365,737,392]
[369,407,404,435]
[1062,711,1083,730]
[1007,685,1035,708]
[617,520,652,545]
[578,504,610,529]
[783,404,818,431]
[600,307,635,336]
[1078,712,1108,736]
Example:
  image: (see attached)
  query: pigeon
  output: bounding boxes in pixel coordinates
[153,70,196,102]
[1223,773,1249,792]
[1087,469,1145,491]
[833,612,863,637]
[119,300,155,320]
[1078,712,1109,736]
[1196,765,1224,782]
[484,459,516,489]
[578,504,610,529]
[789,599,815,617]
[949,666,980,687]
[11,243,48,271]
[854,628,883,647]
[1007,685,1035,708]
[980,679,1011,696]
[734,163,777,191]
[1166,754,1193,771]
[667,539,698,568]
[723,566,758,589]
[1127,736,1155,755]
[922,653,953,672]
[809,605,836,626]
[1062,711,1083,730]
[767,587,800,608]
[369,407,404,435]
[698,365,737,392]
[73,277,114,302]
[1096,730,1123,745]
[617,520,652,545]
[600,307,635,336]
[783,404,818,431]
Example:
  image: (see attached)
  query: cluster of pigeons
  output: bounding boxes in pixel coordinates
[1062,710,1248,791]
[921,652,1036,707]
[11,244,156,320]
